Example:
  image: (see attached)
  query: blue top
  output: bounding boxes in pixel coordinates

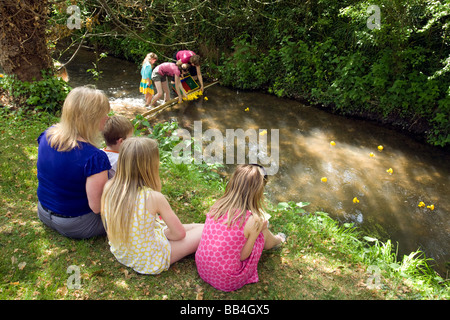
[141,61,153,79]
[37,129,111,217]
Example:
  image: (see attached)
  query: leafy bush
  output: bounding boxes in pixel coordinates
[0,70,71,114]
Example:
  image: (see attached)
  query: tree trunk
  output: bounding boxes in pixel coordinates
[0,0,52,82]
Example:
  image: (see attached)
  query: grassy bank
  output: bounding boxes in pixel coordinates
[0,109,448,300]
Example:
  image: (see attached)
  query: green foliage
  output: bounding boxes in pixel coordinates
[0,71,71,114]
[218,34,263,90]
[147,121,184,164]
[90,36,154,65]
[429,88,450,147]
[214,0,450,146]
[87,52,108,81]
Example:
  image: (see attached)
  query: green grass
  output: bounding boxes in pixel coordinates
[0,109,448,300]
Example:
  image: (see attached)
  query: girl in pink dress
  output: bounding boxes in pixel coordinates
[195,164,286,292]
[148,62,188,108]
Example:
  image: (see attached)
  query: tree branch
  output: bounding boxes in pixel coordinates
[97,0,195,48]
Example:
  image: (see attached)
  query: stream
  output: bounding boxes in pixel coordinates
[63,48,449,276]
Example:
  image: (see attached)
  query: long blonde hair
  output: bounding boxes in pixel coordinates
[209,164,267,228]
[101,137,161,246]
[47,86,110,151]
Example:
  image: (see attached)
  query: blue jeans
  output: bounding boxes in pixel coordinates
[37,202,106,239]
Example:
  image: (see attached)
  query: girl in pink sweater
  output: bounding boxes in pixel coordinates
[195,164,286,292]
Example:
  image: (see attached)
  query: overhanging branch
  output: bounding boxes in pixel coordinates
[97,0,195,48]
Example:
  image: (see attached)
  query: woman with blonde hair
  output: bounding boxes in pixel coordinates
[37,86,111,239]
[101,137,203,274]
[195,164,286,292]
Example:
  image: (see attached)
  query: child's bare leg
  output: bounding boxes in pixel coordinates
[262,227,284,250]
[169,224,204,264]
[145,93,153,105]
[150,81,163,107]
[161,81,170,103]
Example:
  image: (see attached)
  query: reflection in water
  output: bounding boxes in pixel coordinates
[64,49,449,276]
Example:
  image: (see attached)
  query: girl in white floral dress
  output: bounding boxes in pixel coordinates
[101,137,203,274]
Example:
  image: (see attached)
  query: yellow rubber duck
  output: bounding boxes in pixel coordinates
[330,141,336,146]
[418,201,426,208]
[386,168,393,174]
[204,96,208,101]
[183,90,203,101]
[353,197,360,204]
[427,204,435,211]
[378,145,384,151]
[259,130,267,136]
[245,107,249,112]
[321,177,327,182]
[369,152,375,157]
